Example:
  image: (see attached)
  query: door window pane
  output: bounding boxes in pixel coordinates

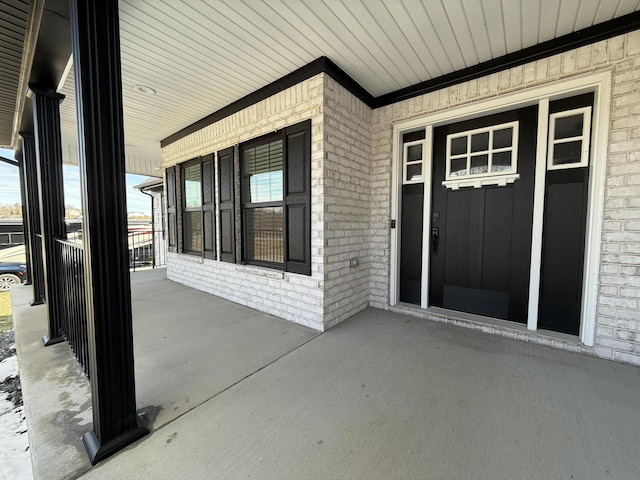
[450,136,467,155]
[553,141,582,165]
[450,158,467,177]
[493,128,513,149]
[406,164,422,181]
[554,114,583,139]
[470,154,488,174]
[492,152,512,172]
[471,132,489,152]
[407,144,422,162]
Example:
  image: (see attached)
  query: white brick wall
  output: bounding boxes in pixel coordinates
[162,75,327,331]
[370,31,640,366]
[321,76,372,329]
[166,253,325,330]
[162,73,374,331]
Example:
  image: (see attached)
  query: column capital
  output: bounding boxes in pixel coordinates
[28,87,65,101]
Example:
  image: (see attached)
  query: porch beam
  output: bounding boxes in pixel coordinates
[19,132,45,302]
[69,0,148,465]
[31,90,66,343]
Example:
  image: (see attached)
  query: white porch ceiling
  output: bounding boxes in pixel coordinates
[56,0,640,175]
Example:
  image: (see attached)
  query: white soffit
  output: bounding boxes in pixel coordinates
[58,68,164,176]
[57,0,640,166]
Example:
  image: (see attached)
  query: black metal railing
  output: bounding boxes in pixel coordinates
[128,229,154,271]
[56,238,90,377]
[0,230,25,250]
[40,226,163,375]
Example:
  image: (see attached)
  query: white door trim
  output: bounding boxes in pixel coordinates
[580,74,612,346]
[527,98,549,331]
[420,126,433,309]
[389,125,402,306]
[389,70,612,346]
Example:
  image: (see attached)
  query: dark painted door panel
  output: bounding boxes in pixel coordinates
[430,106,537,323]
[400,183,424,304]
[538,93,593,335]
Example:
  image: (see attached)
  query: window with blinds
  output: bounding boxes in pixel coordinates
[166,120,310,275]
[241,138,284,265]
[240,121,311,274]
[181,160,202,254]
[242,139,284,204]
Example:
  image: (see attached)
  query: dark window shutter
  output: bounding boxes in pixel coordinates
[202,154,216,259]
[218,146,236,263]
[166,166,177,252]
[284,120,311,275]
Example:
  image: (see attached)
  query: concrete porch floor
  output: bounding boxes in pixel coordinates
[12,269,640,479]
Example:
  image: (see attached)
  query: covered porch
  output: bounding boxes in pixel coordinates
[13,269,640,479]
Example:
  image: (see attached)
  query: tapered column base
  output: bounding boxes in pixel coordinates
[83,423,149,465]
[42,335,64,346]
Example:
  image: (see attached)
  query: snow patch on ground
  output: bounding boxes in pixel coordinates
[0,355,17,382]
[0,351,33,480]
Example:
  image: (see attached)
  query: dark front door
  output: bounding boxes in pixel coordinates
[429,106,537,323]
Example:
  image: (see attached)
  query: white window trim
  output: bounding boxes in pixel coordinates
[443,121,520,189]
[442,173,520,190]
[390,70,612,347]
[547,106,592,170]
[403,140,425,184]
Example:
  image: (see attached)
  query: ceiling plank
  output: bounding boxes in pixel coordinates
[464,0,494,62]
[502,0,524,53]
[539,0,562,42]
[616,0,640,16]
[483,0,509,57]
[440,0,479,68]
[594,0,621,22]
[575,0,601,30]
[557,0,582,36]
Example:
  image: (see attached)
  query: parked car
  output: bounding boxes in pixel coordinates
[0,262,27,290]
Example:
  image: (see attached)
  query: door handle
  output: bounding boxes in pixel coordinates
[431,227,439,256]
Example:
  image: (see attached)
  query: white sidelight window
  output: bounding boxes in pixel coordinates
[547,107,592,170]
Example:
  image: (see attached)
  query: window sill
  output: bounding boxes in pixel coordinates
[235,264,285,279]
[442,173,519,190]
[178,253,204,263]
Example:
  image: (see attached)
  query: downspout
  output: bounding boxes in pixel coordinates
[139,188,155,268]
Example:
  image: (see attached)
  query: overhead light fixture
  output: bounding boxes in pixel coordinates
[133,84,156,95]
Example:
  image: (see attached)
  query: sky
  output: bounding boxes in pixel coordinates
[0,147,153,216]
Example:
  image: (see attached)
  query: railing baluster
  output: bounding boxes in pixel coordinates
[54,238,89,377]
[51,227,161,378]
[127,229,155,270]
